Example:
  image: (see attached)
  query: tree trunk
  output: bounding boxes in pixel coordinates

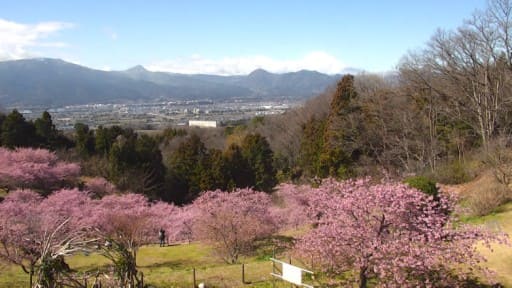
[359,266,368,288]
[29,266,33,288]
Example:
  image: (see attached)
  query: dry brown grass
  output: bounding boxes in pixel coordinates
[449,171,512,216]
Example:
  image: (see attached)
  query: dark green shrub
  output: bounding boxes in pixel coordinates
[403,176,439,198]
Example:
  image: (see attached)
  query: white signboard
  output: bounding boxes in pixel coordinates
[270,258,314,288]
[282,262,303,285]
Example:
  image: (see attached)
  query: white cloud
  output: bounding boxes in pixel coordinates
[0,18,73,60]
[147,51,346,75]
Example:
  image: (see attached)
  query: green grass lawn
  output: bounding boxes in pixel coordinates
[2,204,512,287]
[0,242,306,288]
[463,202,512,287]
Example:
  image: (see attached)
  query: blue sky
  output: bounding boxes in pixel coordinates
[0,0,486,74]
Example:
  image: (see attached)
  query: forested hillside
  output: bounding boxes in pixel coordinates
[2,0,512,203]
[252,0,512,188]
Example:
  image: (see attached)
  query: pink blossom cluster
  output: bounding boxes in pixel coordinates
[0,148,80,191]
[190,188,277,263]
[293,178,507,287]
[0,189,93,270]
[270,183,315,229]
[83,177,117,198]
[0,188,182,271]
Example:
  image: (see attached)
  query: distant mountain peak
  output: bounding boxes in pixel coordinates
[15,57,68,65]
[34,57,59,62]
[248,68,271,76]
[125,65,148,73]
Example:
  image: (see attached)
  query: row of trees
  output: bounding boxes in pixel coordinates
[0,108,279,204]
[166,133,276,204]
[72,122,277,203]
[73,124,166,200]
[0,147,80,194]
[0,147,504,287]
[0,110,71,150]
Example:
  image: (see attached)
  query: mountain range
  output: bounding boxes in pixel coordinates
[0,58,345,107]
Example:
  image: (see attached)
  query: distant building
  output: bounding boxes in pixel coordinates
[188,120,217,128]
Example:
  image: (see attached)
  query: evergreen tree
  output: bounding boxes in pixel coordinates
[95,125,126,156]
[1,110,36,148]
[298,117,326,178]
[240,133,276,192]
[166,134,208,204]
[107,131,138,188]
[34,111,59,149]
[319,75,360,178]
[224,143,253,190]
[0,113,5,146]
[199,149,229,192]
[94,126,109,156]
[74,123,95,157]
[135,134,166,200]
[0,113,4,127]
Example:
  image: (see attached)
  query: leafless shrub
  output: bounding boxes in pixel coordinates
[465,172,512,216]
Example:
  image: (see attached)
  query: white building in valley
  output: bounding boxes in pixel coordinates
[188,120,217,128]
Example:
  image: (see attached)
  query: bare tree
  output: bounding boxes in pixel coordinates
[404,1,512,149]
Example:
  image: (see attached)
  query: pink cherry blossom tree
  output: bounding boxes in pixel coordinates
[294,178,506,287]
[0,189,43,280]
[83,177,117,198]
[168,205,198,244]
[150,201,197,244]
[36,188,97,287]
[0,148,80,194]
[271,183,315,230]
[0,189,96,288]
[191,188,276,263]
[91,193,177,287]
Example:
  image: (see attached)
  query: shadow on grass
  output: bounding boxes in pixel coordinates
[139,259,191,270]
[461,278,504,288]
[74,263,111,274]
[252,235,295,261]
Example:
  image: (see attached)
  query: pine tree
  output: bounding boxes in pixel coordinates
[74,123,95,157]
[319,75,359,178]
[224,143,253,190]
[240,133,276,192]
[298,117,326,178]
[166,134,208,204]
[1,110,36,148]
[34,111,59,149]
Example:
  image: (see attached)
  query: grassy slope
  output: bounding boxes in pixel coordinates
[465,202,512,287]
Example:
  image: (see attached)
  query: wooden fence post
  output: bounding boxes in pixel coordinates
[242,263,245,284]
[192,267,196,288]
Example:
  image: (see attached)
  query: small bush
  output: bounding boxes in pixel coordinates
[465,173,512,216]
[403,176,439,198]
[432,160,475,185]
